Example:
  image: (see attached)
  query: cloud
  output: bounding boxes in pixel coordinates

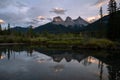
[27,6,47,18]
[28,16,46,25]
[0,0,30,26]
[94,0,119,7]
[0,19,5,24]
[15,1,27,9]
[0,0,12,8]
[26,16,52,26]
[47,18,52,21]
[50,7,67,15]
[94,0,108,7]
[0,0,27,9]
[37,16,46,20]
[0,12,27,24]
[86,15,100,23]
[86,13,108,23]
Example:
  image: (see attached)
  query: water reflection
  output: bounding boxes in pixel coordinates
[0,46,120,80]
[52,64,64,72]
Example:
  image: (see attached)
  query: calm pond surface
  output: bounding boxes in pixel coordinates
[0,45,120,80]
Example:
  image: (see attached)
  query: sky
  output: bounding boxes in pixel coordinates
[0,0,120,28]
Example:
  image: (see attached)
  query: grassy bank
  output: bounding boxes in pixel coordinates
[0,34,120,50]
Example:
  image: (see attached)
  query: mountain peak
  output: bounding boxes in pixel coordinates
[53,16,63,22]
[52,16,89,27]
[74,16,89,26]
[64,16,74,26]
[65,16,72,22]
[76,16,83,20]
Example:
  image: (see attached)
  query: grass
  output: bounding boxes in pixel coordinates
[0,34,119,49]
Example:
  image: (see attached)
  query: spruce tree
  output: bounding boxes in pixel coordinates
[28,25,33,38]
[0,24,2,35]
[108,0,117,14]
[107,0,120,41]
[7,23,11,34]
[100,7,103,18]
[0,24,2,31]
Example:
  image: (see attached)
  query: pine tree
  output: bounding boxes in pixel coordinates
[27,25,33,38]
[7,23,11,34]
[98,7,107,38]
[100,7,103,25]
[100,7,103,18]
[0,24,2,35]
[107,0,120,41]
[108,0,117,14]
[0,24,2,31]
[8,23,10,30]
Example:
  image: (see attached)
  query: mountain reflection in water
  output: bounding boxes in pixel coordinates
[0,45,120,80]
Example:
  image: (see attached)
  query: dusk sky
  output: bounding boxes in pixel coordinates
[0,0,120,27]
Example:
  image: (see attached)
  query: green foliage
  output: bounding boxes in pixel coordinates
[27,25,34,38]
[0,24,2,31]
[0,27,119,49]
[7,23,11,34]
[107,11,120,41]
[84,38,115,48]
[0,24,2,35]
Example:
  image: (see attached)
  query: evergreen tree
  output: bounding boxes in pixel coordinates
[100,7,103,26]
[108,0,117,14]
[99,7,106,38]
[107,0,120,41]
[8,23,10,30]
[100,7,103,19]
[0,24,2,35]
[107,10,120,41]
[27,25,33,38]
[7,23,11,34]
[0,24,2,31]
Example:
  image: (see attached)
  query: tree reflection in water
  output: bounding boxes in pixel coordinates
[0,45,120,80]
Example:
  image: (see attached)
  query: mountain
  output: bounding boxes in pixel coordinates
[34,22,84,34]
[52,16,89,27]
[33,16,89,33]
[10,26,28,33]
[10,15,109,34]
[9,11,120,38]
[52,16,64,25]
[74,17,89,26]
[34,23,70,33]
[64,17,74,26]
[10,16,89,34]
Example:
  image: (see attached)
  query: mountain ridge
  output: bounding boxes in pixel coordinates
[52,16,89,27]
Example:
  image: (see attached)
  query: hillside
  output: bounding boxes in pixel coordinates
[10,26,28,33]
[82,10,120,39]
[84,15,109,31]
[107,10,120,41]
[34,23,70,33]
[34,23,84,34]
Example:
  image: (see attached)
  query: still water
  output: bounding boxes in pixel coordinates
[0,45,120,80]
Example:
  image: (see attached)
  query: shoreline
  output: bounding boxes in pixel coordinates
[0,42,120,50]
[0,43,25,46]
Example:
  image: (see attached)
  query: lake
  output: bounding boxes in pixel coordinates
[0,45,120,80]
